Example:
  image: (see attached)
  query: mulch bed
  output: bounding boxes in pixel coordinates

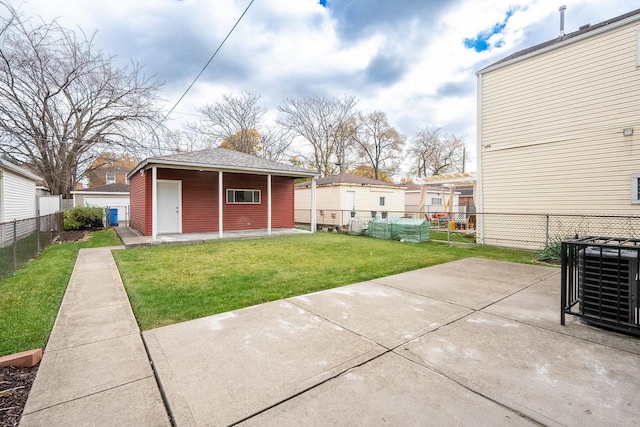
[0,365,39,427]
[54,229,88,243]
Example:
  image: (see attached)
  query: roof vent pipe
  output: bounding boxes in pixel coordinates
[559,5,566,37]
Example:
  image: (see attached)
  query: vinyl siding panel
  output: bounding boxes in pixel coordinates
[295,184,405,225]
[129,172,147,234]
[1,169,37,221]
[480,20,640,218]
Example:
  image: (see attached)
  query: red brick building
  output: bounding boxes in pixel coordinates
[128,148,316,239]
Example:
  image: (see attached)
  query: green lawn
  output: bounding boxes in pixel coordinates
[114,233,540,331]
[0,230,122,357]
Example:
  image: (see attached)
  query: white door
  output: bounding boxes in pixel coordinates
[344,190,356,225]
[157,180,181,234]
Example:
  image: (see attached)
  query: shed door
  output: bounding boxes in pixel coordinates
[344,190,356,225]
[157,180,181,234]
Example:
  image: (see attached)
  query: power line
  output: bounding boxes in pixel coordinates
[161,0,256,124]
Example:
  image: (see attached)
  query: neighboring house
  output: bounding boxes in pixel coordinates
[404,182,461,218]
[0,158,42,222]
[295,173,405,226]
[127,148,316,239]
[476,9,640,244]
[86,165,131,187]
[71,183,131,224]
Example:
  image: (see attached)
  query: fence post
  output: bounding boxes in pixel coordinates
[36,215,41,253]
[12,219,17,274]
[545,214,550,246]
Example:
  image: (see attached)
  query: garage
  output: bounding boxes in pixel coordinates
[71,183,130,224]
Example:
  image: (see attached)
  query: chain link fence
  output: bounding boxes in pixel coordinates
[295,209,640,250]
[0,212,64,280]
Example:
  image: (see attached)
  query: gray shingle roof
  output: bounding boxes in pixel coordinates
[76,183,130,193]
[129,148,316,178]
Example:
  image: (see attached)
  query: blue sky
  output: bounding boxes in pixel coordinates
[9,0,640,174]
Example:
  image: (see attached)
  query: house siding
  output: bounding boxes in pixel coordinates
[129,172,147,234]
[295,184,405,225]
[131,169,297,235]
[480,20,640,218]
[1,168,37,221]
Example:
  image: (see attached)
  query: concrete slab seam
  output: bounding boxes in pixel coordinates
[394,346,560,427]
[140,332,177,427]
[21,376,158,416]
[227,350,391,427]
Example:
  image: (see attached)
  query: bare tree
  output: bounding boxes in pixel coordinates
[352,111,404,180]
[0,4,165,196]
[278,95,357,176]
[159,128,214,154]
[258,125,294,162]
[191,91,267,155]
[409,127,465,177]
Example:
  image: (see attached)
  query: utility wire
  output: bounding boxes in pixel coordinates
[160,0,255,125]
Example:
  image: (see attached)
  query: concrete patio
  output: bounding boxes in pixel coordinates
[145,258,640,426]
[20,246,640,426]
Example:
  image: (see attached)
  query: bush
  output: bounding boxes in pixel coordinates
[64,207,104,230]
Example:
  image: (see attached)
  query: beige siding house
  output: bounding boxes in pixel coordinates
[296,173,405,227]
[477,8,640,245]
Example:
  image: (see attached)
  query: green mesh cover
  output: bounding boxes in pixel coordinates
[367,218,430,243]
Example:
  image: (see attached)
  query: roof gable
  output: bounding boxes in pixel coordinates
[0,158,42,182]
[478,8,640,74]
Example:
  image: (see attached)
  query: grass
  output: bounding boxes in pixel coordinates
[0,230,122,357]
[114,233,538,330]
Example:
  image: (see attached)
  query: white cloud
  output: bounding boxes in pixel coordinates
[8,0,640,175]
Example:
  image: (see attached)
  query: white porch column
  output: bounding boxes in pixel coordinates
[151,166,157,241]
[310,177,317,233]
[267,174,272,235]
[218,171,224,239]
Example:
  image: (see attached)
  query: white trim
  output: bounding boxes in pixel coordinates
[156,179,182,234]
[152,167,157,241]
[267,175,272,235]
[476,73,484,244]
[311,178,317,233]
[225,188,261,204]
[632,174,640,204]
[218,171,223,239]
[70,191,130,196]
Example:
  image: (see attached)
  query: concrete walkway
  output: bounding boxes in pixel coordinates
[19,247,170,426]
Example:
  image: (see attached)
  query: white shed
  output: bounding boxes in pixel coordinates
[295,173,406,227]
[0,158,42,222]
[72,183,130,223]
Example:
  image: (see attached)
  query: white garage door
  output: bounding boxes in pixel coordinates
[84,197,130,221]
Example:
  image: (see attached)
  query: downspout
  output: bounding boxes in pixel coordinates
[267,174,272,235]
[476,73,485,244]
[151,167,158,241]
[310,177,317,233]
[218,171,224,239]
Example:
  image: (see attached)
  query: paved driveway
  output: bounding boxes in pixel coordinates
[144,258,640,426]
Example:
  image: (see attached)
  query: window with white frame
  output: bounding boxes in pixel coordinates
[379,196,385,206]
[226,189,261,204]
[431,197,442,205]
[632,174,640,203]
[106,172,116,184]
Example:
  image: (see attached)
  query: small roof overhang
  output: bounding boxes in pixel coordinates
[0,158,43,182]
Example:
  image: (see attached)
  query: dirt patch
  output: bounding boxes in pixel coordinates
[0,364,38,427]
[54,230,88,243]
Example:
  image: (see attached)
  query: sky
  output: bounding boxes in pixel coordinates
[8,0,640,176]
